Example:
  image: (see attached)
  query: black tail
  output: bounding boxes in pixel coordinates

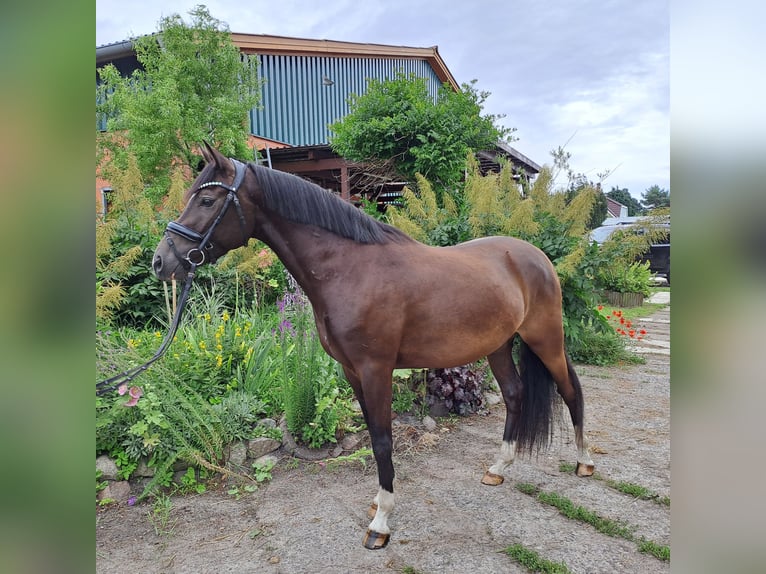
[513,339,563,454]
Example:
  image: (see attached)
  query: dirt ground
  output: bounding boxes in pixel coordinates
[96,305,670,574]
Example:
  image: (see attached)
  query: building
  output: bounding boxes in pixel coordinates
[97,33,540,203]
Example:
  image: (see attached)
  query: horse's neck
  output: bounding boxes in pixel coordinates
[255,217,340,300]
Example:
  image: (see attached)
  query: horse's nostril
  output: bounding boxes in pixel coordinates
[153,254,163,274]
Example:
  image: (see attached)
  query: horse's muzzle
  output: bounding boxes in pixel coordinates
[151,250,185,281]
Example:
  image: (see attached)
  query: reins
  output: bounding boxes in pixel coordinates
[96,157,250,396]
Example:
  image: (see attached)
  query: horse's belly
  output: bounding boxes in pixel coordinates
[394,327,510,369]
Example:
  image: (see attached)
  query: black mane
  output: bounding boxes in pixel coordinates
[250,163,412,245]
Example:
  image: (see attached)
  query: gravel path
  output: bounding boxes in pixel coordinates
[97,302,670,574]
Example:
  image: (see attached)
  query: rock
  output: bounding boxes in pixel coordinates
[484,392,502,406]
[422,415,437,432]
[279,418,332,460]
[98,480,131,502]
[428,401,449,418]
[258,418,277,429]
[247,437,282,459]
[173,469,189,484]
[253,453,279,469]
[96,455,118,481]
[134,459,155,478]
[227,441,248,467]
[340,433,362,452]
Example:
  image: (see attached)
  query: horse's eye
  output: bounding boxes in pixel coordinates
[200,196,214,207]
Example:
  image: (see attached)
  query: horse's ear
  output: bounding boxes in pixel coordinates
[201,141,228,170]
[200,141,214,164]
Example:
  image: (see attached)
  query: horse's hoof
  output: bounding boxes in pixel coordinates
[367,503,378,520]
[576,462,595,477]
[481,471,505,486]
[363,529,390,550]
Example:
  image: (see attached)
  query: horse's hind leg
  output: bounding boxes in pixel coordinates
[562,355,595,476]
[343,363,395,549]
[523,337,595,477]
[482,340,522,486]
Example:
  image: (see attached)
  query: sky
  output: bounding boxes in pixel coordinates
[96,0,669,200]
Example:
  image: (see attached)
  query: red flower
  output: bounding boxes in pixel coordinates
[629,330,636,337]
[640,329,647,335]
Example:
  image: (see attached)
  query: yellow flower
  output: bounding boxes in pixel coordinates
[127,338,138,349]
[154,331,162,339]
[222,311,230,322]
[216,355,223,368]
[198,341,207,350]
[204,313,211,322]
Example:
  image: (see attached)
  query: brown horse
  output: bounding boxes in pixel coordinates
[152,143,594,549]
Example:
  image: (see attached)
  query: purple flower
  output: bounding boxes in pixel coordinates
[278,319,295,335]
[127,496,137,506]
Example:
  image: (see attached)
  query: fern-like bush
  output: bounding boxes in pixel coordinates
[276,276,355,448]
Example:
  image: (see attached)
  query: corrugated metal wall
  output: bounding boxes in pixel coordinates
[251,54,442,146]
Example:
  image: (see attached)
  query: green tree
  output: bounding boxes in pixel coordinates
[97,5,261,202]
[606,186,645,216]
[641,185,670,211]
[329,72,513,197]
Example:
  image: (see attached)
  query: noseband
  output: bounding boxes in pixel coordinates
[164,157,250,267]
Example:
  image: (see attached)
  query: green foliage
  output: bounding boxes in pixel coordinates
[391,369,426,415]
[97,5,261,194]
[641,185,670,210]
[516,482,669,560]
[504,543,571,574]
[277,279,355,448]
[566,326,643,366]
[96,470,108,495]
[330,72,512,196]
[212,392,268,441]
[598,260,653,296]
[638,539,671,561]
[148,493,176,537]
[252,459,275,483]
[178,467,207,494]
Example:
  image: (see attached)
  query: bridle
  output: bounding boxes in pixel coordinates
[163,157,250,268]
[96,156,251,396]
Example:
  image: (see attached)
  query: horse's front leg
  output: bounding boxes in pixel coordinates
[363,425,395,549]
[349,363,395,549]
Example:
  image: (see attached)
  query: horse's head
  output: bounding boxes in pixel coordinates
[152,142,253,281]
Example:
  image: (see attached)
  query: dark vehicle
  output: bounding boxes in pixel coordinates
[590,221,670,284]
